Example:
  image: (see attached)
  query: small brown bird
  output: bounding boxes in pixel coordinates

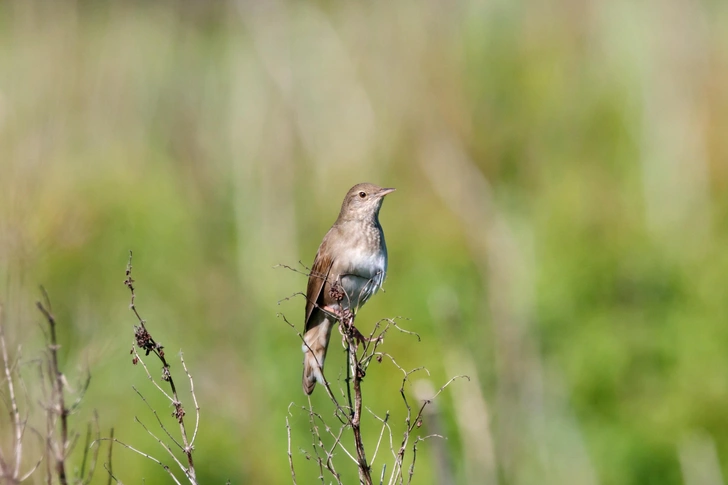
[302,183,395,395]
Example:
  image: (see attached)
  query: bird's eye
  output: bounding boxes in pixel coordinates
[358,191,366,198]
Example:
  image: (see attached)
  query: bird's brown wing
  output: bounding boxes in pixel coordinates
[304,243,335,332]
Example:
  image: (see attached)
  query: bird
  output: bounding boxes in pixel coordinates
[301,183,395,395]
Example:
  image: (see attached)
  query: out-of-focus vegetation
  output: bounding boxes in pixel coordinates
[1,0,727,483]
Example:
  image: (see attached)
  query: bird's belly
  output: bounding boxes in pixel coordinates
[338,250,386,311]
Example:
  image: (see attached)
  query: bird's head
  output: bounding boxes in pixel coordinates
[337,183,395,222]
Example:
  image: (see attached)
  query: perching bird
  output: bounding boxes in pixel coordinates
[302,183,395,395]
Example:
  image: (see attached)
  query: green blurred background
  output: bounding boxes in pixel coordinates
[1,0,727,483]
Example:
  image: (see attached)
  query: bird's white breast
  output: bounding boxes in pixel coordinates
[338,236,387,311]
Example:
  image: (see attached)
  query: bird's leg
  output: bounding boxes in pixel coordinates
[339,309,379,346]
[322,306,380,347]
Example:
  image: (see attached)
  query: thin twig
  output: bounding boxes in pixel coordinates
[406,434,444,485]
[103,463,121,485]
[286,416,297,485]
[367,408,391,465]
[272,263,312,278]
[302,406,357,464]
[131,348,174,402]
[36,289,69,485]
[134,417,190,481]
[306,396,327,484]
[106,428,114,485]
[389,375,469,485]
[342,312,373,485]
[124,251,197,483]
[95,438,182,485]
[180,354,200,447]
[0,304,23,480]
[78,412,99,484]
[132,386,183,450]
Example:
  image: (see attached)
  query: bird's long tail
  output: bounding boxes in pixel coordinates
[302,317,334,395]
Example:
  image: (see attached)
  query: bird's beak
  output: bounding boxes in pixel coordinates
[378,187,396,197]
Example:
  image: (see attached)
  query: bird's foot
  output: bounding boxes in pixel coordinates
[349,326,372,346]
[321,304,343,319]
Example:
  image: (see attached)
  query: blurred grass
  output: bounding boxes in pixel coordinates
[1,0,727,483]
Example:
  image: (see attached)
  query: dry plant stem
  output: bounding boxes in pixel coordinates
[286,416,297,485]
[132,385,183,449]
[366,408,391,466]
[307,397,348,484]
[97,438,182,485]
[179,356,200,446]
[103,464,121,485]
[134,416,192,481]
[0,305,24,481]
[305,396,332,484]
[351,365,370,485]
[78,422,91,479]
[36,293,68,485]
[406,435,443,485]
[106,428,114,485]
[389,373,469,485]
[302,404,357,464]
[78,412,100,485]
[342,313,373,485]
[124,251,197,483]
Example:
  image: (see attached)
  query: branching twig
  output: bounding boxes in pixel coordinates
[103,463,121,485]
[132,386,183,450]
[36,289,69,485]
[79,411,100,484]
[286,415,297,485]
[306,396,331,484]
[0,303,24,481]
[96,438,182,485]
[134,417,191,480]
[406,434,444,485]
[366,408,391,466]
[123,251,198,484]
[180,355,200,448]
[344,313,373,485]
[106,428,114,485]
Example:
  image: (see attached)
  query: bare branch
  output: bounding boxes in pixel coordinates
[134,417,191,481]
[132,386,183,450]
[79,411,101,484]
[0,304,24,480]
[16,426,46,482]
[124,251,197,483]
[286,416,297,485]
[305,395,329,484]
[366,408,392,466]
[106,428,114,485]
[96,438,182,485]
[36,290,69,485]
[131,348,174,402]
[103,463,121,485]
[180,354,200,448]
[407,435,445,485]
